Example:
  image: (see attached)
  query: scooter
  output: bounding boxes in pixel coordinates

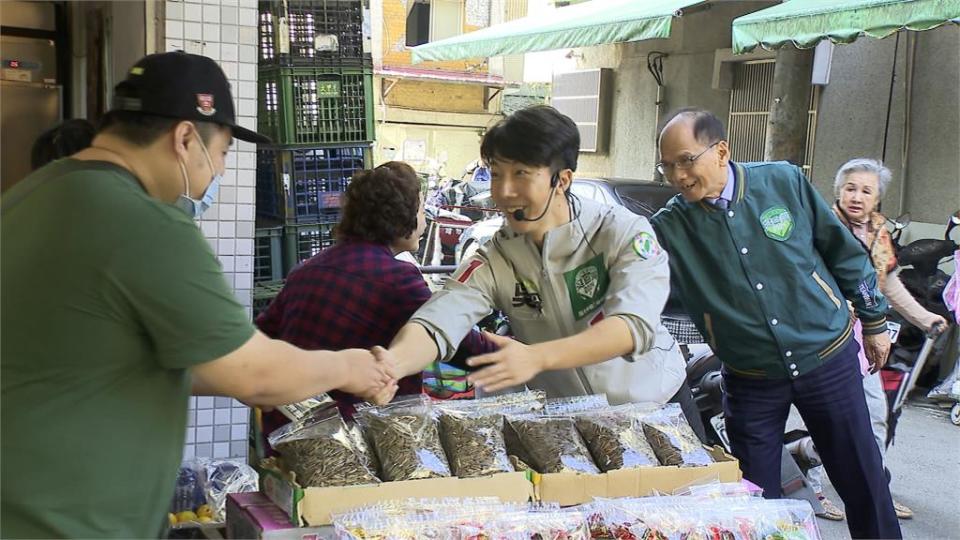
[882,211,959,434]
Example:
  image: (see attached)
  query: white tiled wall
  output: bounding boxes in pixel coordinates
[165,0,261,460]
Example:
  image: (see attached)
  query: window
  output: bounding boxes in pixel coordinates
[728,60,819,177]
[406,0,462,47]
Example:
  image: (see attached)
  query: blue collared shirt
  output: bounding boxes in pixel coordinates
[704,164,736,208]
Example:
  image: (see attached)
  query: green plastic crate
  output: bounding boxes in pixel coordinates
[254,227,284,283]
[258,66,375,145]
[283,220,338,274]
[252,280,285,319]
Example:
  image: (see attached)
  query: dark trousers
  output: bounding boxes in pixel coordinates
[722,339,901,540]
[669,380,708,443]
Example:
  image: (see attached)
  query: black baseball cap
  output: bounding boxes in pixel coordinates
[111,51,271,144]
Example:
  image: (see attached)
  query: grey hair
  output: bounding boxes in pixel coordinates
[834,158,893,199]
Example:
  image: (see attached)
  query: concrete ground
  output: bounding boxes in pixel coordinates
[810,401,960,540]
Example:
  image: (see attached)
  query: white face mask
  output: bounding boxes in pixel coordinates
[175,127,222,219]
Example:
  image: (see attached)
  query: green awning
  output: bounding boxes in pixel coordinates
[732,0,960,54]
[411,0,705,63]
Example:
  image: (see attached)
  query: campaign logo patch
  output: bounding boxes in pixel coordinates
[760,206,794,242]
[632,232,661,260]
[563,253,609,320]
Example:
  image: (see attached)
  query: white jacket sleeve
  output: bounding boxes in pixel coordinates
[602,216,671,357]
[409,252,498,362]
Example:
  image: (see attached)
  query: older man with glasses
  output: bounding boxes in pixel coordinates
[649,108,900,540]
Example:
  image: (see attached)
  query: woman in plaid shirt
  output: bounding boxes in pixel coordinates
[256,162,494,425]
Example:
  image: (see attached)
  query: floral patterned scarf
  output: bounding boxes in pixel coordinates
[833,202,897,289]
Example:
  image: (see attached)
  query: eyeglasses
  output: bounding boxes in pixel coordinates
[656,141,720,176]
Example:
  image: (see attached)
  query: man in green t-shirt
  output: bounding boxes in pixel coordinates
[0,52,395,538]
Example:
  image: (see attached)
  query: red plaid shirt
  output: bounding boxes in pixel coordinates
[256,240,494,419]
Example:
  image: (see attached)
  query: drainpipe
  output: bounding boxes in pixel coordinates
[898,32,916,217]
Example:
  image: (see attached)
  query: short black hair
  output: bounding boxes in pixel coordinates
[31,119,96,170]
[96,110,221,147]
[659,107,727,145]
[480,105,579,173]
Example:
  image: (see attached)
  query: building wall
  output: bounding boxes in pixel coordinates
[373,0,506,174]
[574,1,774,179]
[376,121,485,178]
[573,4,957,232]
[385,79,488,113]
[380,0,487,72]
[811,24,960,223]
[164,0,261,461]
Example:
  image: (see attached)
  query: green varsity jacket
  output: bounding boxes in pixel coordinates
[651,161,888,379]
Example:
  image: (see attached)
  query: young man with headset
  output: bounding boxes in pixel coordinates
[374,106,700,434]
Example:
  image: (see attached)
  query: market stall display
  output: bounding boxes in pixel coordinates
[327,488,819,540]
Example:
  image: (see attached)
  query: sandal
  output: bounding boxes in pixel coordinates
[894,499,914,520]
[816,495,846,521]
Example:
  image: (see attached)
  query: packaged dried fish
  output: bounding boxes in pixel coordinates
[506,414,599,474]
[573,407,658,471]
[270,408,379,487]
[437,407,513,478]
[355,395,451,481]
[640,403,714,467]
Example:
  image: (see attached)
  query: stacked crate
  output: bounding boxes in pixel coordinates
[254,0,374,316]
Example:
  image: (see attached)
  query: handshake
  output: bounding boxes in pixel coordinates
[337,346,403,406]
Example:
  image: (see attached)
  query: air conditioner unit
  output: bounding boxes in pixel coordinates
[551,68,612,153]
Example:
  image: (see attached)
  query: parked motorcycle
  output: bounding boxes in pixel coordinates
[881,210,959,436]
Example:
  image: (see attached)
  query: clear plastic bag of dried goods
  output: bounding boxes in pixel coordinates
[506,414,599,474]
[640,403,714,467]
[346,420,381,478]
[269,407,379,487]
[572,405,659,472]
[440,390,545,476]
[436,405,513,478]
[543,393,609,416]
[355,395,451,481]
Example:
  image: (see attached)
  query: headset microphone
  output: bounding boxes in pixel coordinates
[512,172,560,222]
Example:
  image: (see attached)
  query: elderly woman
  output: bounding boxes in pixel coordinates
[809,158,946,521]
[256,162,494,424]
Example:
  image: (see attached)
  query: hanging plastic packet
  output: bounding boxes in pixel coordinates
[543,393,609,415]
[572,404,659,471]
[277,393,336,424]
[197,459,259,521]
[269,407,379,487]
[506,414,599,474]
[640,403,714,466]
[355,395,451,481]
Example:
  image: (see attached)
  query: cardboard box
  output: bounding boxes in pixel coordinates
[261,466,535,527]
[536,446,741,506]
[226,492,332,540]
